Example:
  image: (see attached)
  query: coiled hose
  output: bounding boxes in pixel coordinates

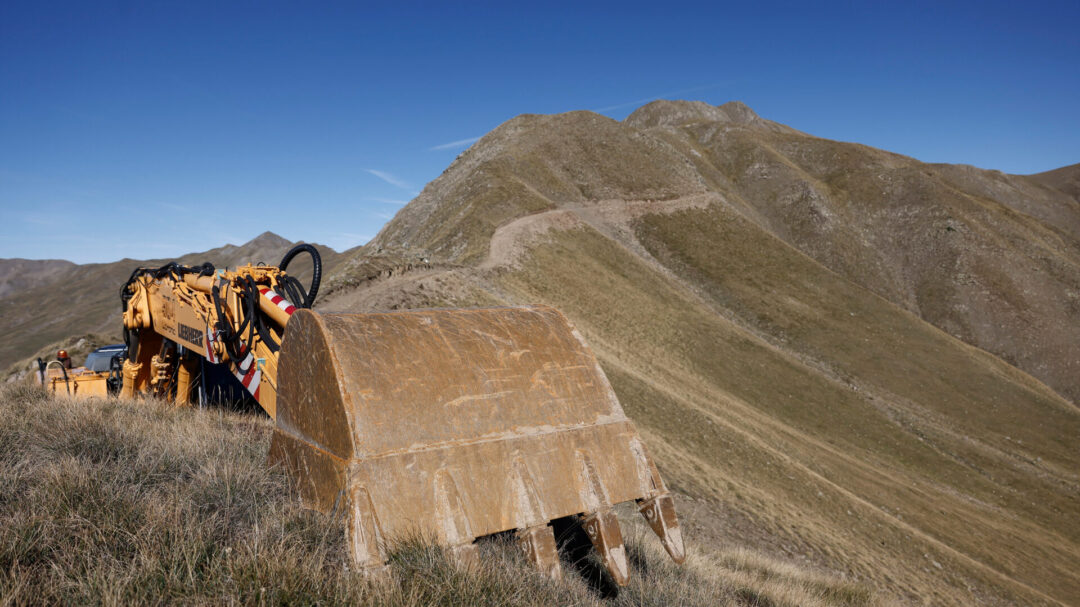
[277,243,321,308]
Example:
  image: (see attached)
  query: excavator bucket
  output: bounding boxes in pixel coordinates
[268,305,684,583]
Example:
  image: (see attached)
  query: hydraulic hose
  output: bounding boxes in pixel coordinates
[45,360,70,395]
[278,243,321,307]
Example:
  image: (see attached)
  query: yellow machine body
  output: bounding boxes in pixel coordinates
[122,264,288,416]
[107,249,685,583]
[42,364,111,399]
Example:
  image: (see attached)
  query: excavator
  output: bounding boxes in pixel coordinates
[52,243,685,583]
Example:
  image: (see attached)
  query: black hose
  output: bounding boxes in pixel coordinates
[242,276,280,353]
[107,354,124,395]
[277,275,310,309]
[278,244,321,307]
[45,361,70,395]
[122,262,214,313]
[58,363,70,395]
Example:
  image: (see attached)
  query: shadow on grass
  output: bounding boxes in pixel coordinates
[552,515,621,599]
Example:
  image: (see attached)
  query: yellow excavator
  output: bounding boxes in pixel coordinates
[52,244,685,583]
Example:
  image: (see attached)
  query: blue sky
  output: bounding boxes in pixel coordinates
[2,1,1077,263]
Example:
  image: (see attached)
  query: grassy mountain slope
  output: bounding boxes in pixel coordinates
[375,101,1080,407]
[487,217,1076,605]
[325,101,1080,605]
[0,259,75,299]
[1030,162,1080,202]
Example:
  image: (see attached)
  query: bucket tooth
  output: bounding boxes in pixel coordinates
[638,494,685,563]
[517,524,563,581]
[581,509,630,586]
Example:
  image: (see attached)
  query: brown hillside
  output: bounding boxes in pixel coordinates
[331,101,1080,605]
[374,101,1080,407]
[1029,162,1080,207]
[0,258,75,298]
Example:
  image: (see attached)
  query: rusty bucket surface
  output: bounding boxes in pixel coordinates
[268,305,684,583]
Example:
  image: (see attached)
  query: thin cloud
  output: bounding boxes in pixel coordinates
[429,136,482,151]
[367,197,409,205]
[591,83,727,113]
[365,169,412,190]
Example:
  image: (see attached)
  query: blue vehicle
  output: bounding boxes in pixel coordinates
[83,344,127,373]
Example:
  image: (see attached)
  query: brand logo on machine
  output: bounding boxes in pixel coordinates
[177,323,204,347]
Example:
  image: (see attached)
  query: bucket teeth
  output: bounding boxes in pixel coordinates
[581,509,630,586]
[517,525,563,581]
[638,494,685,563]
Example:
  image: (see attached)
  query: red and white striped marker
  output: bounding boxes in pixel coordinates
[259,287,296,316]
[233,341,261,401]
[204,325,219,364]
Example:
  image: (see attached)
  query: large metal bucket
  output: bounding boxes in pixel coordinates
[268,305,683,583]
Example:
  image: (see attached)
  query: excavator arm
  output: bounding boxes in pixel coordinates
[116,244,685,584]
[120,244,321,416]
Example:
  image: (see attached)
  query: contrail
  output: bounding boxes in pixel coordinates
[429,136,482,151]
[365,169,412,190]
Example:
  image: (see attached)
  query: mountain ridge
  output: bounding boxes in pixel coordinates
[625,99,803,135]
[339,100,1080,605]
[373,100,1080,407]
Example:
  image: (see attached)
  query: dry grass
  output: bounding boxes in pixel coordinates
[0,384,876,606]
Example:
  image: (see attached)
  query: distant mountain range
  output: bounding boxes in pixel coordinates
[0,232,344,374]
[4,101,1078,605]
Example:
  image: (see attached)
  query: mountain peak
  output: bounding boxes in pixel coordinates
[245,231,291,249]
[624,100,734,128]
[624,99,795,134]
[717,100,760,122]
